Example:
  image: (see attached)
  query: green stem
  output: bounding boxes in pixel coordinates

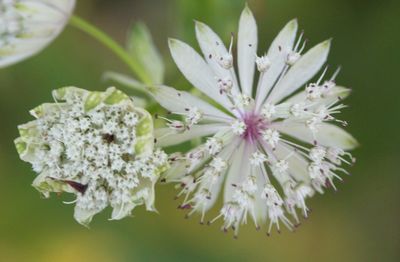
[69,15,151,85]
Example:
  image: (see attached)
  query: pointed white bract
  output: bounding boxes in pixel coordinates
[15,87,169,226]
[0,0,75,68]
[154,6,357,237]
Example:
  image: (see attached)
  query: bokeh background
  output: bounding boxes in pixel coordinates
[0,0,399,261]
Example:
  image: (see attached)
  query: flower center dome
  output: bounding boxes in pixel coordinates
[242,112,268,142]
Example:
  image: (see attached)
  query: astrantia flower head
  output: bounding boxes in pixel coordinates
[0,0,75,68]
[15,87,168,226]
[151,5,358,237]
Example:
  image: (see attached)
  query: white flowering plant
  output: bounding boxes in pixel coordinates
[109,5,358,237]
[5,2,357,236]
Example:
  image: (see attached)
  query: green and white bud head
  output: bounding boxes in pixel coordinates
[0,0,75,68]
[15,86,169,226]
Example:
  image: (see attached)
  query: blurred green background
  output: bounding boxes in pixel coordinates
[0,0,399,261]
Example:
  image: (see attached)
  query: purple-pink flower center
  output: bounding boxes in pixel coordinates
[242,112,268,142]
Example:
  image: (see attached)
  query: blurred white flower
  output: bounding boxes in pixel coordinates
[15,87,169,226]
[151,5,358,237]
[0,0,75,68]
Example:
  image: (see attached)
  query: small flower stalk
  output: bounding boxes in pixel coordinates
[146,5,358,237]
[15,87,168,226]
[0,0,75,68]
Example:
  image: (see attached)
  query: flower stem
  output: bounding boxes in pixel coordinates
[69,15,151,84]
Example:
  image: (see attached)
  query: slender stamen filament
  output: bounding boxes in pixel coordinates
[331,66,342,80]
[317,66,329,85]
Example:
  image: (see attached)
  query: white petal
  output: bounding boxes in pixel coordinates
[19,2,69,22]
[126,23,164,84]
[34,0,76,11]
[267,40,331,104]
[0,39,47,67]
[195,21,240,94]
[255,19,298,109]
[252,166,267,223]
[201,137,240,212]
[103,71,148,93]
[237,5,258,96]
[276,122,359,150]
[162,144,210,182]
[142,179,158,212]
[223,141,248,201]
[155,124,228,147]
[162,160,189,182]
[74,206,103,227]
[162,128,236,181]
[110,202,136,220]
[283,85,351,105]
[0,0,75,68]
[168,38,235,113]
[149,85,233,122]
[104,73,234,122]
[274,143,310,183]
[32,171,74,198]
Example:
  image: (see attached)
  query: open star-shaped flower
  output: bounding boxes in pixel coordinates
[0,0,75,68]
[150,6,358,237]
